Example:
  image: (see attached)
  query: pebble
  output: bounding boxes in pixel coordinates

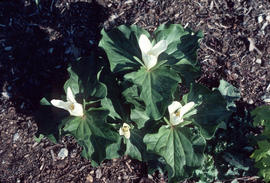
[262,93,270,103]
[266,83,270,92]
[89,40,94,45]
[13,133,20,142]
[256,58,262,64]
[2,91,11,99]
[258,15,263,23]
[95,168,102,179]
[57,148,68,160]
[48,47,54,54]
[4,46,12,51]
[124,0,133,4]
[248,99,254,104]
[86,175,93,183]
[266,15,270,22]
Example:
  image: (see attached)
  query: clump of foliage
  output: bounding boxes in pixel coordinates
[35,23,240,182]
[250,105,270,182]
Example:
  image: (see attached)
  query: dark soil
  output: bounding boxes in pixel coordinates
[0,0,269,182]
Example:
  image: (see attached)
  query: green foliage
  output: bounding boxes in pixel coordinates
[99,23,202,120]
[144,126,205,182]
[35,23,241,182]
[251,105,270,182]
[193,83,258,182]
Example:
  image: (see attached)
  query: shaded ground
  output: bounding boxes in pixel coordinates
[1,0,270,182]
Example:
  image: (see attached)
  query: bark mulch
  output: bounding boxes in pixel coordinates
[1,0,269,182]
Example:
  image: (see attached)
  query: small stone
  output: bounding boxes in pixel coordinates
[256,58,262,64]
[258,15,263,23]
[124,0,133,4]
[13,133,20,142]
[89,40,94,45]
[266,83,270,92]
[95,168,102,179]
[266,15,270,22]
[247,38,255,52]
[4,46,12,51]
[248,99,254,104]
[262,93,270,103]
[57,148,68,160]
[2,91,11,99]
[48,48,54,54]
[20,102,25,109]
[86,175,93,183]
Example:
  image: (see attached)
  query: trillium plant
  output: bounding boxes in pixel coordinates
[51,87,84,117]
[36,23,239,182]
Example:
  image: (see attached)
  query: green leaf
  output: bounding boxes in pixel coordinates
[99,66,129,121]
[183,83,230,139]
[144,125,205,182]
[99,24,201,121]
[62,108,120,164]
[34,97,67,143]
[251,105,270,127]
[194,155,218,183]
[125,129,146,161]
[64,54,107,103]
[125,65,180,120]
[99,25,149,73]
[216,80,240,111]
[251,140,270,182]
[154,23,203,85]
[130,108,150,129]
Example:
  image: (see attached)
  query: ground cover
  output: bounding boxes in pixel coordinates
[0,0,270,182]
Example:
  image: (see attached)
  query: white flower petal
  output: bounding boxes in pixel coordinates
[143,54,157,70]
[179,102,195,119]
[168,101,182,114]
[119,128,124,136]
[68,102,84,117]
[66,87,76,103]
[149,40,167,57]
[119,123,131,139]
[139,34,152,53]
[124,131,131,139]
[51,99,71,110]
[170,114,183,126]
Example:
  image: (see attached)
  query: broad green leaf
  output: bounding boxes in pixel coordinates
[105,137,122,160]
[125,65,180,120]
[216,80,240,111]
[251,105,270,127]
[99,25,149,73]
[154,24,203,85]
[34,97,67,143]
[125,129,146,161]
[251,140,270,182]
[64,54,107,103]
[99,66,129,121]
[144,125,205,182]
[194,155,218,183]
[130,108,150,129]
[62,108,119,164]
[183,83,230,139]
[250,106,270,182]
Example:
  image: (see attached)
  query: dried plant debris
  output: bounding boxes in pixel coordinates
[0,0,269,182]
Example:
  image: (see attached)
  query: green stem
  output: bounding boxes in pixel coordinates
[163,117,171,126]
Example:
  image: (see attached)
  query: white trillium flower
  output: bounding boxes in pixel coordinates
[51,87,84,117]
[119,123,131,139]
[168,101,195,126]
[138,34,167,70]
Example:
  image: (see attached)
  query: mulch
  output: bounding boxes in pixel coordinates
[0,0,269,182]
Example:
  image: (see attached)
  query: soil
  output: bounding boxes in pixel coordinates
[0,0,269,182]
